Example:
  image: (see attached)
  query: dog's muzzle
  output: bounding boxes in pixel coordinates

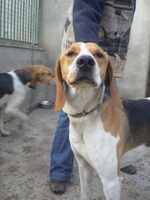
[72,55,97,85]
[76,55,95,71]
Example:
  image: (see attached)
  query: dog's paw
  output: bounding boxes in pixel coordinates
[22,114,29,122]
[19,116,29,128]
[1,130,11,137]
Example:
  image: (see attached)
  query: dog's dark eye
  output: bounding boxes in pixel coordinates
[67,51,74,56]
[96,52,103,58]
[40,72,45,76]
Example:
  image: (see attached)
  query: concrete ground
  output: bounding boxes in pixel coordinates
[0,107,150,200]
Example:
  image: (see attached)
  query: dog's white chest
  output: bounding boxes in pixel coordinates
[69,115,119,177]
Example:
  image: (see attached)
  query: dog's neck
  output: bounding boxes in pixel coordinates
[63,84,104,116]
[14,68,32,86]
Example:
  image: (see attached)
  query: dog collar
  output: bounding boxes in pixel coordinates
[69,104,100,118]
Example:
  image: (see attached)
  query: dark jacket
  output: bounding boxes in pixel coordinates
[62,0,136,77]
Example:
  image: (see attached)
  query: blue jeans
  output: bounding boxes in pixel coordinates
[50,86,111,181]
[50,110,74,181]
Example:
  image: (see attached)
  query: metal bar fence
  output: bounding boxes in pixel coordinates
[0,0,40,44]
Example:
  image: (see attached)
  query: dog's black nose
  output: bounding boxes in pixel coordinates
[76,55,95,71]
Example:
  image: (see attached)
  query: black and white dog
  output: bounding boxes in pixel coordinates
[0,65,55,136]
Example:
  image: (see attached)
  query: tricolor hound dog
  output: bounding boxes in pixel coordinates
[55,42,150,200]
[0,65,55,136]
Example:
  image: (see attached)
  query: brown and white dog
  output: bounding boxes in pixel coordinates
[55,42,150,200]
[0,65,55,136]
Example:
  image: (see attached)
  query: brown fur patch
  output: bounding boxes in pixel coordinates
[100,99,123,137]
[100,98,129,176]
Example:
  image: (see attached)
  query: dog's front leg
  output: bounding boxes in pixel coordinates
[0,107,11,136]
[75,155,93,200]
[5,97,28,126]
[100,175,122,200]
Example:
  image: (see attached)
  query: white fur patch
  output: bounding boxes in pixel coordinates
[69,113,121,199]
[80,43,101,87]
[0,71,28,113]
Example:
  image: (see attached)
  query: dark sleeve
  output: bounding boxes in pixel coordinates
[73,0,106,44]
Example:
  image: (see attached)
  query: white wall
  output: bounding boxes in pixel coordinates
[40,0,71,68]
[117,0,150,99]
[39,0,71,103]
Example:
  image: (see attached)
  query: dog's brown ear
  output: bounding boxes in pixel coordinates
[55,58,66,112]
[105,59,122,109]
